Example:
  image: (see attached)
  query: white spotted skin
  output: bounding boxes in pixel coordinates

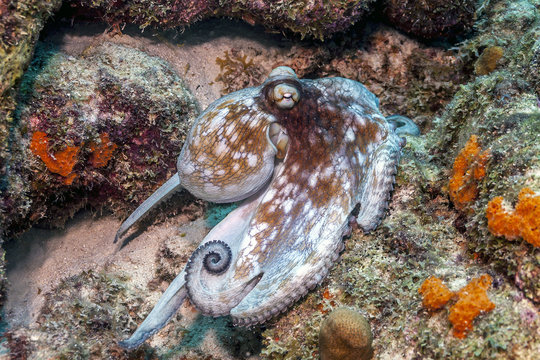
[182,74,403,325]
[121,67,413,348]
[177,87,278,203]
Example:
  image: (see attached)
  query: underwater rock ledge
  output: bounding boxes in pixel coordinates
[1,41,199,235]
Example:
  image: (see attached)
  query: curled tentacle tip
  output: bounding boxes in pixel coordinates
[386,114,420,136]
[190,240,233,275]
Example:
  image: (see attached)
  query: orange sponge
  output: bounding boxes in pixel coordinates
[486,188,540,247]
[448,275,495,339]
[30,131,80,184]
[449,135,490,209]
[418,276,454,311]
[88,133,117,168]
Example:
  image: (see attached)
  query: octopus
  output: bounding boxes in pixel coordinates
[115,66,419,349]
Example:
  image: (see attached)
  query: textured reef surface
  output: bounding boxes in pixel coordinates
[66,0,379,41]
[0,0,539,359]
[1,41,199,236]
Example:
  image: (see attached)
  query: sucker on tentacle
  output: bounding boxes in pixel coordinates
[116,66,419,348]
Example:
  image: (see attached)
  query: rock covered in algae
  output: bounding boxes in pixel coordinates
[433,0,540,303]
[319,307,373,360]
[0,0,62,228]
[322,26,469,127]
[262,1,539,359]
[67,0,378,40]
[0,0,62,312]
[32,270,153,359]
[0,0,61,95]
[1,41,199,235]
[382,0,477,40]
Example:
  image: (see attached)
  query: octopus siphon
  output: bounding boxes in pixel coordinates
[115,66,419,349]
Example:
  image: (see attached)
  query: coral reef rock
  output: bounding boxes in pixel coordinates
[433,0,540,302]
[382,0,477,40]
[66,0,378,40]
[2,41,199,235]
[319,307,373,360]
[262,2,539,358]
[0,0,61,94]
[323,26,469,126]
[1,0,62,305]
[0,0,62,227]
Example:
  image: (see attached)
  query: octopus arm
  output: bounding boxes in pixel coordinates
[229,161,352,325]
[115,173,181,243]
[119,189,267,348]
[355,133,402,232]
[230,207,347,326]
[119,271,188,349]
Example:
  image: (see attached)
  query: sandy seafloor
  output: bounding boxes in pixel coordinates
[1,19,301,359]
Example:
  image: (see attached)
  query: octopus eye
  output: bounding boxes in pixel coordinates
[199,240,232,275]
[272,83,300,110]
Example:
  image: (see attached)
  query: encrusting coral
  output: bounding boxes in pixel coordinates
[418,276,454,311]
[448,275,496,339]
[319,307,373,360]
[448,135,490,210]
[486,188,540,247]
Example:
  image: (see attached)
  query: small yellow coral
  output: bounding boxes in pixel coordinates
[486,188,540,247]
[319,307,373,360]
[30,131,80,184]
[418,276,454,311]
[448,275,495,339]
[474,46,504,75]
[449,135,490,209]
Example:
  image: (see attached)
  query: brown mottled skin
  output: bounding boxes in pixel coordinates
[116,67,418,349]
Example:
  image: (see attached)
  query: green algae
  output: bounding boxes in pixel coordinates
[35,270,156,359]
